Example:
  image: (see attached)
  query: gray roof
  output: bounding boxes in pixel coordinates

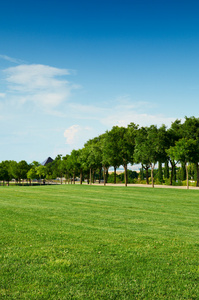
[41,157,54,166]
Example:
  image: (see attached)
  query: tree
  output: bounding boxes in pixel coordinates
[67,150,81,184]
[168,138,197,189]
[102,130,122,184]
[27,161,40,185]
[10,160,30,184]
[62,155,70,184]
[51,155,65,184]
[167,119,183,185]
[104,125,137,187]
[0,161,13,185]
[134,125,160,187]
[36,165,47,185]
[158,162,163,184]
[164,160,169,180]
[182,116,199,186]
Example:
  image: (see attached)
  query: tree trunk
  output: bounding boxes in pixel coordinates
[145,167,149,184]
[170,164,173,185]
[185,162,189,189]
[164,160,169,179]
[106,169,108,184]
[124,164,127,187]
[170,160,177,186]
[92,170,95,184]
[99,168,102,184]
[89,168,92,185]
[114,166,117,184]
[87,171,89,184]
[73,172,75,184]
[158,161,163,184]
[151,164,155,188]
[103,167,106,186]
[196,163,199,187]
[80,169,83,185]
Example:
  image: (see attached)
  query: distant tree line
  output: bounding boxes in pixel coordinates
[1,116,199,189]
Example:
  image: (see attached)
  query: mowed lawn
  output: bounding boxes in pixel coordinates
[0,185,199,299]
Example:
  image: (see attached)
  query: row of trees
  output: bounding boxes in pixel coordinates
[1,116,199,189]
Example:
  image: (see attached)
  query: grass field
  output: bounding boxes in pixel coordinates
[0,185,199,299]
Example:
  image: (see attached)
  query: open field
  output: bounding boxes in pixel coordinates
[1,185,199,299]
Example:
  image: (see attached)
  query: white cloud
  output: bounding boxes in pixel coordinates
[101,111,175,128]
[5,64,69,90]
[0,54,25,64]
[0,93,5,98]
[3,64,77,111]
[64,125,81,144]
[64,125,95,150]
[67,98,175,128]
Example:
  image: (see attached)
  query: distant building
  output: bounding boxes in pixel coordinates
[41,157,54,166]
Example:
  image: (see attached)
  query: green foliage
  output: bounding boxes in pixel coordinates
[158,161,163,183]
[164,160,169,179]
[2,118,199,186]
[107,170,138,183]
[36,165,47,180]
[177,164,186,181]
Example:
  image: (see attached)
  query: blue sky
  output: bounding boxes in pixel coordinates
[1,0,199,163]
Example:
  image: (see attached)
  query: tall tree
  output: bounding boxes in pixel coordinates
[27,161,40,185]
[0,161,13,186]
[167,119,183,185]
[102,129,122,184]
[134,125,160,187]
[104,125,137,187]
[168,138,197,189]
[36,165,47,185]
[182,116,199,186]
[67,150,81,184]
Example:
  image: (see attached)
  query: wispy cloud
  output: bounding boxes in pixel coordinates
[0,54,26,64]
[67,97,175,128]
[101,111,175,128]
[3,64,78,111]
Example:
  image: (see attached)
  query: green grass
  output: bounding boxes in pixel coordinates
[0,185,199,299]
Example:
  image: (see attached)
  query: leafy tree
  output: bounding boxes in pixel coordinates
[67,150,81,184]
[134,125,160,187]
[134,127,150,184]
[156,125,169,184]
[168,138,197,189]
[182,116,199,186]
[157,161,163,183]
[167,120,183,185]
[10,160,30,184]
[0,161,13,185]
[139,166,144,181]
[104,125,137,186]
[51,155,65,184]
[103,129,123,184]
[62,155,70,184]
[27,161,40,185]
[164,160,169,179]
[36,165,47,185]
